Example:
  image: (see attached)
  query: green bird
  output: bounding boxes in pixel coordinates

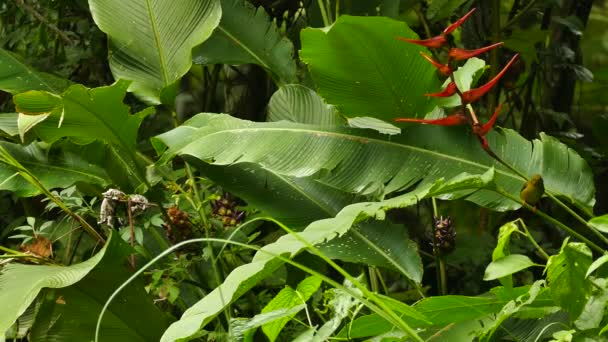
[520,174,545,208]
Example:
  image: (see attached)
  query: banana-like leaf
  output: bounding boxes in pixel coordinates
[300,16,440,121]
[88,0,221,104]
[191,87,419,276]
[12,80,153,192]
[267,85,342,125]
[191,160,422,278]
[160,172,495,341]
[0,48,72,94]
[0,141,110,197]
[155,113,595,213]
[193,0,296,84]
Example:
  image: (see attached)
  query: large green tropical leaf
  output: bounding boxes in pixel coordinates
[0,141,110,197]
[300,15,440,121]
[267,85,342,125]
[88,0,221,104]
[0,49,72,94]
[192,160,423,278]
[193,0,296,84]
[186,86,420,275]
[159,172,494,341]
[13,80,153,191]
[26,234,173,341]
[155,113,595,213]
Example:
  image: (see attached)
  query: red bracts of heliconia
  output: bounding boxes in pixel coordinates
[420,52,452,76]
[425,82,458,97]
[443,8,476,35]
[461,54,519,104]
[395,8,476,49]
[396,35,447,48]
[448,42,503,61]
[394,112,468,126]
[478,103,503,136]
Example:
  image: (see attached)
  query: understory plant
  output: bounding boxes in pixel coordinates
[1,1,608,341]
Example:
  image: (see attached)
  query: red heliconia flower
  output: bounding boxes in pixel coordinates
[396,8,476,50]
[478,103,502,136]
[395,35,447,48]
[461,54,519,104]
[425,82,458,97]
[443,8,476,35]
[448,42,503,61]
[394,112,468,126]
[420,52,452,76]
[472,104,503,150]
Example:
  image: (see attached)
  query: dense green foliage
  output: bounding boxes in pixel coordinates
[1,0,608,341]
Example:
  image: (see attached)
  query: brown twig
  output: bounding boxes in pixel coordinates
[14,0,72,44]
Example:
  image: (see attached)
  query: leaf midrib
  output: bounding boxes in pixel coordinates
[187,126,522,182]
[144,0,170,85]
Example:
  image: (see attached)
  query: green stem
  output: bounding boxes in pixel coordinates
[439,259,447,295]
[493,187,605,254]
[516,219,549,260]
[431,197,447,295]
[184,162,231,327]
[545,192,607,245]
[317,0,330,26]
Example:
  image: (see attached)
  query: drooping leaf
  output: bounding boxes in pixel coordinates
[546,242,593,319]
[300,15,440,121]
[27,233,173,341]
[0,233,110,336]
[0,141,110,197]
[155,113,595,213]
[261,276,322,341]
[189,161,355,229]
[159,172,494,341]
[0,48,72,94]
[193,0,296,84]
[267,85,341,125]
[12,80,153,191]
[0,113,19,136]
[318,221,423,283]
[88,0,221,104]
[483,254,538,281]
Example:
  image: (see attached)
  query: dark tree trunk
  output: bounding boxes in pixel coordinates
[542,0,594,115]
